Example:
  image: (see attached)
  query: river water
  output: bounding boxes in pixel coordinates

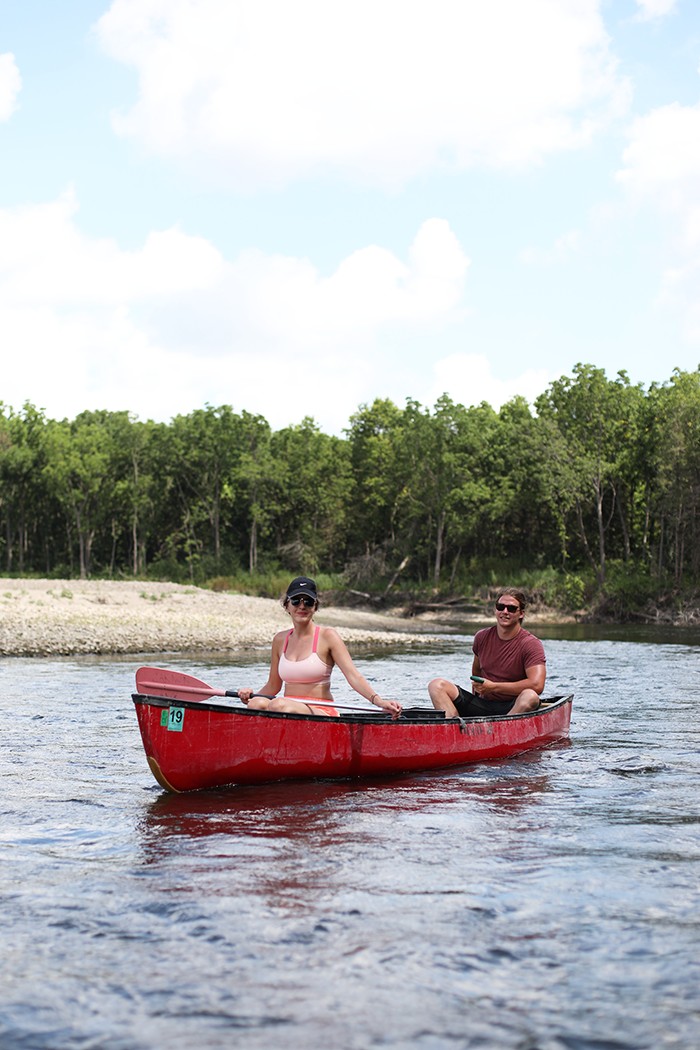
[1,627,699,1049]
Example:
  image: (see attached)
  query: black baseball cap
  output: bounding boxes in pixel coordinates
[286,576,318,601]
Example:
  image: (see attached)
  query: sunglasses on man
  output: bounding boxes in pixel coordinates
[289,595,316,607]
[495,602,520,613]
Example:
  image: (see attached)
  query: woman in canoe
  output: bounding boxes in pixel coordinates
[238,576,402,719]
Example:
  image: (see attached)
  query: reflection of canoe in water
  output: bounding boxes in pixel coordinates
[132,685,574,794]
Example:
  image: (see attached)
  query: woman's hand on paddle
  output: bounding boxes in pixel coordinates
[374,697,402,719]
[237,687,254,704]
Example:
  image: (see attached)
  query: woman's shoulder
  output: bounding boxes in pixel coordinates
[317,624,346,655]
[318,624,342,642]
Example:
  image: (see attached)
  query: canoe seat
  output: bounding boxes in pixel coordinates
[401,707,446,720]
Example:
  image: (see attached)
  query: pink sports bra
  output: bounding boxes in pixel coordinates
[278,626,332,686]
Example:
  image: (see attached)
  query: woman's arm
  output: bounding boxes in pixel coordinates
[325,628,402,718]
[238,632,284,703]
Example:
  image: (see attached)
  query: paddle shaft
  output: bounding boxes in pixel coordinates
[135,666,389,714]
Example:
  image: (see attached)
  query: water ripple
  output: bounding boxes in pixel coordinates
[1,638,699,1048]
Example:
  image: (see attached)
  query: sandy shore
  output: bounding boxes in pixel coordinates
[0,578,448,657]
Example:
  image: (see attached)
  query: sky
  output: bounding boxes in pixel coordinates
[2,0,700,435]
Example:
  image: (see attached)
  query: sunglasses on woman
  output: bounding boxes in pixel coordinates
[495,602,520,613]
[289,596,316,607]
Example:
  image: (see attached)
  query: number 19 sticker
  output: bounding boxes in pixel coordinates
[162,706,185,732]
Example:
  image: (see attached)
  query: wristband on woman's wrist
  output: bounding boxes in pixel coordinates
[369,693,380,705]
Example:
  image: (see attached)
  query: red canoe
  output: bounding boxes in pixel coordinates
[132,686,573,793]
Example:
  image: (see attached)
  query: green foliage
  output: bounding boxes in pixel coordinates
[535,364,647,584]
[559,574,586,611]
[204,570,341,600]
[1,366,700,619]
[588,560,675,621]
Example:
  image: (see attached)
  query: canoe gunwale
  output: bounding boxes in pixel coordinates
[131,692,573,727]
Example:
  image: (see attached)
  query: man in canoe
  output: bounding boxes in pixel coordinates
[428,589,545,717]
[237,576,402,719]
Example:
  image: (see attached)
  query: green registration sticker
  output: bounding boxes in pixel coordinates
[166,706,185,732]
[160,709,168,727]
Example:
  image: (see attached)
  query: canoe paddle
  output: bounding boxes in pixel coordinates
[135,666,246,701]
[134,666,398,715]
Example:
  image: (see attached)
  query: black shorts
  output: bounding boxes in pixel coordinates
[453,685,515,717]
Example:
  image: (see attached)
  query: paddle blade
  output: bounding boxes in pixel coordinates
[135,666,232,702]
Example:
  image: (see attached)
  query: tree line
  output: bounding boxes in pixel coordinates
[1,363,699,611]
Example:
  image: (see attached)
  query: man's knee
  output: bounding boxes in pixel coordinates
[513,690,539,712]
[429,678,458,713]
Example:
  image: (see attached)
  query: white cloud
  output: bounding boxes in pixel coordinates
[632,0,677,20]
[0,188,224,305]
[617,98,700,253]
[95,0,630,188]
[428,353,553,413]
[617,95,700,344]
[0,193,473,431]
[0,52,21,121]
[617,101,700,212]
[520,229,582,265]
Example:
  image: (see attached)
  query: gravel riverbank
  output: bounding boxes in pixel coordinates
[0,579,445,657]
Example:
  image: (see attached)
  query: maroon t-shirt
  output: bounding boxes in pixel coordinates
[472,626,546,701]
